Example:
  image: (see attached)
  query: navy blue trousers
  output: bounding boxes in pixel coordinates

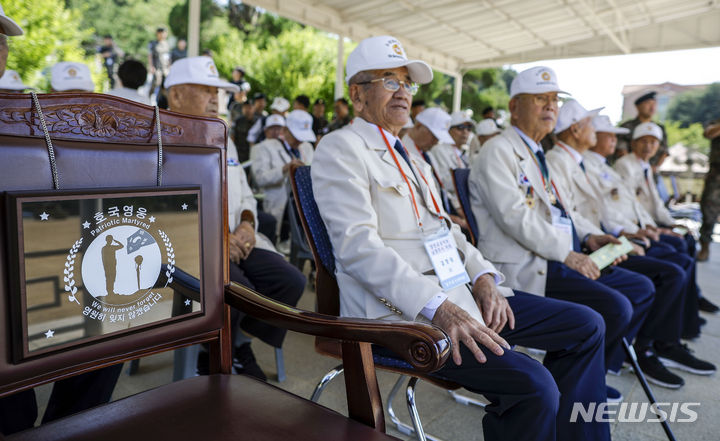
[229,247,306,348]
[428,292,609,441]
[619,255,686,345]
[545,262,654,372]
[649,236,701,338]
[0,364,123,435]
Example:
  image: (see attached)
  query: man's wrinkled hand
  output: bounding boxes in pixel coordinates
[564,250,600,280]
[432,300,510,366]
[472,274,515,333]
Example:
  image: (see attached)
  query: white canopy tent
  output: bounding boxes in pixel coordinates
[189,0,720,110]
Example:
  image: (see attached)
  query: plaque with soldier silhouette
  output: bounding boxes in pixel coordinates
[6,187,201,361]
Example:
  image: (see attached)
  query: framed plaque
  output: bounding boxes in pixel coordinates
[6,187,203,362]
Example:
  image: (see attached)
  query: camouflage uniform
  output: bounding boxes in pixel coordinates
[700,118,720,244]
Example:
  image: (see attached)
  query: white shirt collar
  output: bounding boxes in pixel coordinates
[512,126,541,154]
[556,141,584,164]
[634,153,651,170]
[587,150,607,164]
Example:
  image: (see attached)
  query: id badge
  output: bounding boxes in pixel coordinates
[423,227,470,291]
[550,206,573,249]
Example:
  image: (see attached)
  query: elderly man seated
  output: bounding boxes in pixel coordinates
[164,56,306,380]
[546,100,715,388]
[250,110,314,241]
[469,66,659,405]
[312,35,610,441]
[614,122,715,339]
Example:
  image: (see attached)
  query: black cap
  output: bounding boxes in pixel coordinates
[634,91,657,106]
[411,99,426,108]
[253,92,266,100]
[234,66,245,74]
[314,98,325,106]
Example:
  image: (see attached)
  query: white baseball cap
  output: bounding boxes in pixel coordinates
[0,69,27,90]
[0,4,23,36]
[264,114,286,128]
[345,35,433,85]
[164,56,239,92]
[592,115,630,135]
[285,110,316,142]
[476,118,500,136]
[415,107,453,144]
[449,111,474,128]
[50,62,94,92]
[554,99,603,134]
[632,122,663,141]
[270,96,290,113]
[510,66,568,99]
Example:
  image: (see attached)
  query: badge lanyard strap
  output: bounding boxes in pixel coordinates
[377,126,444,230]
[520,141,556,202]
[556,142,591,185]
[412,143,446,190]
[282,140,301,162]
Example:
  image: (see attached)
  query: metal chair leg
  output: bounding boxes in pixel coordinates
[387,375,415,437]
[622,338,677,441]
[310,364,344,402]
[275,347,286,383]
[447,389,487,408]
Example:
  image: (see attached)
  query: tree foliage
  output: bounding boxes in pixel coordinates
[67,0,182,61]
[415,67,513,117]
[667,83,720,127]
[4,0,94,89]
[665,120,710,155]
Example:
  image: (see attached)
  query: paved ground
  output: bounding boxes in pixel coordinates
[32,242,720,440]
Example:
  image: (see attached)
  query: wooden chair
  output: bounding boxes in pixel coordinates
[0,92,450,440]
[290,165,484,441]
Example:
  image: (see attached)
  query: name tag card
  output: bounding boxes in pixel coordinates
[423,228,470,291]
[550,205,573,249]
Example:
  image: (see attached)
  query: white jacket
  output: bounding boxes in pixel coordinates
[470,128,575,296]
[312,117,511,324]
[613,153,674,226]
[250,138,313,225]
[545,142,605,237]
[582,151,656,233]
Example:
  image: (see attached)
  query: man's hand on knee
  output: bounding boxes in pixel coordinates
[432,300,510,366]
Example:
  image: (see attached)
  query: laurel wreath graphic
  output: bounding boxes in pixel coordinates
[64,237,83,305]
[158,229,176,285]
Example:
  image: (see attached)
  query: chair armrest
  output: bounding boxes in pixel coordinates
[157,264,201,302]
[224,282,450,373]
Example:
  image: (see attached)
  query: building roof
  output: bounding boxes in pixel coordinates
[246,0,720,75]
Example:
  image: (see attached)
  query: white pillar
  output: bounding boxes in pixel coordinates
[188,0,201,57]
[452,72,463,112]
[335,34,345,100]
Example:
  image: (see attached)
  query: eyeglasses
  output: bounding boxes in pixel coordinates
[519,93,560,106]
[356,77,419,96]
[452,124,474,131]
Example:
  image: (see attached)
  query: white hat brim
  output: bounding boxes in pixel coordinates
[164,76,239,93]
[347,59,433,85]
[51,79,94,92]
[0,15,23,36]
[428,126,454,145]
[288,127,316,143]
[597,126,630,135]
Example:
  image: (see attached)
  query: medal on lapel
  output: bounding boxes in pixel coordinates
[525,187,535,208]
[548,191,557,205]
[611,188,619,200]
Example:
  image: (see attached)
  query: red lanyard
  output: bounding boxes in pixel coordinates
[377,127,443,229]
[556,142,590,184]
[521,142,555,199]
